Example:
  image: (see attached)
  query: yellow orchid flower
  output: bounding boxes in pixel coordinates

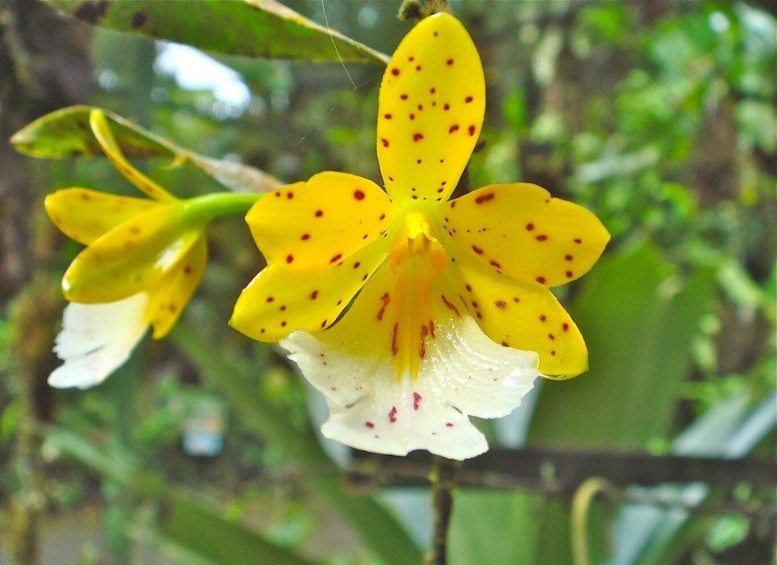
[47,110,258,388]
[231,13,609,459]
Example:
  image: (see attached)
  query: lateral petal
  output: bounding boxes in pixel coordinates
[230,237,389,343]
[446,245,589,378]
[246,172,398,271]
[148,236,208,338]
[443,183,610,288]
[377,12,485,203]
[45,188,160,245]
[62,206,200,304]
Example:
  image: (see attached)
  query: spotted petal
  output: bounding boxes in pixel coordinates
[45,188,161,245]
[62,205,201,304]
[245,172,398,271]
[280,262,538,460]
[230,237,389,342]
[377,12,485,204]
[49,294,149,389]
[147,236,207,338]
[442,183,610,288]
[445,245,588,377]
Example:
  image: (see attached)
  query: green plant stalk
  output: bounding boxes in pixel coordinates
[170,324,423,564]
[423,456,460,565]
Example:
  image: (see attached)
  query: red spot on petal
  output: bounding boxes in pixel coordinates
[562,323,570,331]
[536,234,548,241]
[400,93,408,100]
[310,290,319,300]
[468,125,476,136]
[391,68,400,76]
[381,138,389,147]
[549,333,555,340]
[330,253,342,263]
[449,124,460,133]
[416,65,422,71]
[574,238,582,244]
[447,58,454,65]
[301,233,310,241]
[389,406,398,423]
[465,96,473,103]
[566,270,574,278]
[286,191,294,199]
[315,210,324,217]
[445,422,453,428]
[266,297,275,303]
[475,192,495,204]
[537,276,547,284]
[413,392,422,410]
[489,260,502,269]
[413,133,424,142]
[430,87,436,94]
[443,103,450,110]
[384,113,392,119]
[495,300,506,309]
[472,245,484,255]
[286,254,294,263]
[565,254,573,261]
[354,189,365,200]
[539,315,547,322]
[526,223,535,231]
[365,421,375,429]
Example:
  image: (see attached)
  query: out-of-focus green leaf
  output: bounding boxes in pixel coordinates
[11,106,281,193]
[158,495,319,565]
[41,426,318,565]
[449,491,547,565]
[44,0,389,65]
[528,242,716,448]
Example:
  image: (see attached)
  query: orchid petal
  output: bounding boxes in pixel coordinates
[230,237,389,342]
[280,261,538,460]
[377,12,485,203]
[62,205,201,304]
[445,246,588,378]
[245,172,398,271]
[45,188,161,245]
[49,294,149,389]
[89,110,176,202]
[443,183,610,288]
[148,236,208,338]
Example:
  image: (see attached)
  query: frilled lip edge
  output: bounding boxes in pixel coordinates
[49,293,149,389]
[279,315,539,461]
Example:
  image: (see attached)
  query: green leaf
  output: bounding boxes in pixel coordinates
[158,495,319,565]
[528,242,716,448]
[44,0,389,65]
[11,106,281,193]
[449,491,548,565]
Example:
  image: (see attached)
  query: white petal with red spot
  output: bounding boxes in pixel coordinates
[49,293,149,389]
[280,315,538,460]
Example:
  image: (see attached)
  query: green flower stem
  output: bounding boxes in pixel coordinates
[424,456,461,565]
[181,191,262,223]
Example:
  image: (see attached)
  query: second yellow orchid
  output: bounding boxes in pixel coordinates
[47,110,258,388]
